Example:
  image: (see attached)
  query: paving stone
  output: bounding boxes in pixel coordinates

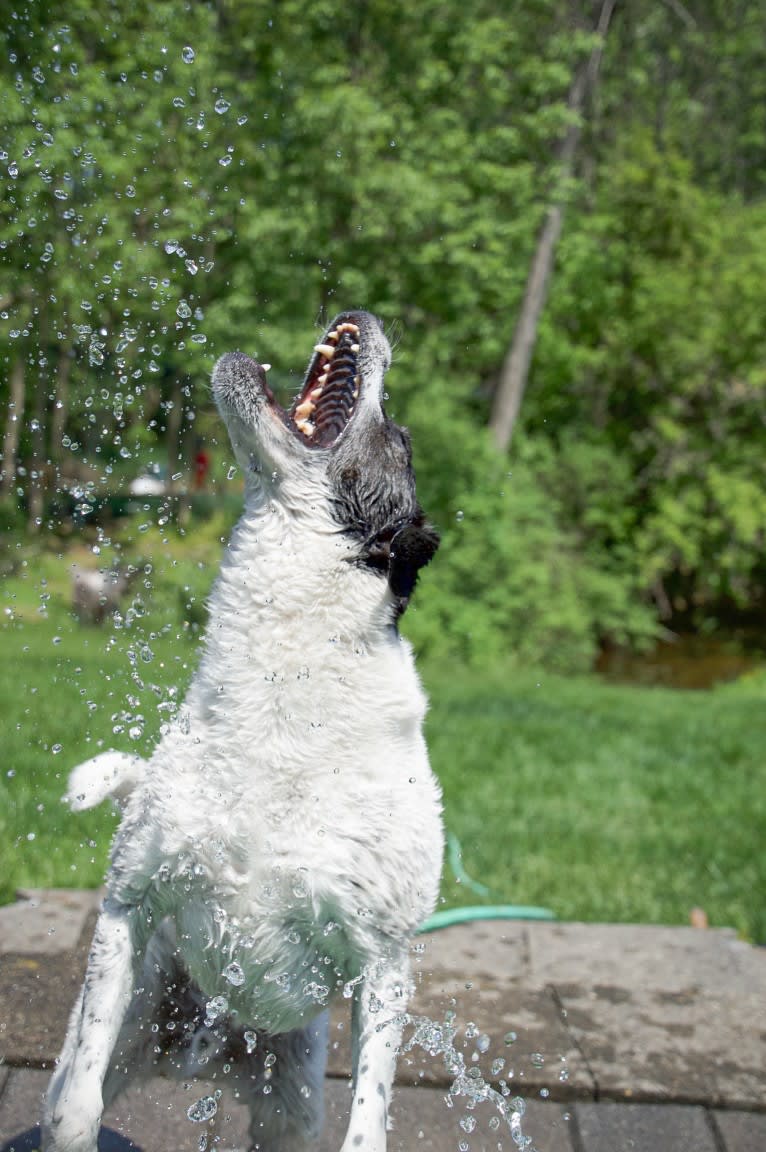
[398,985,591,1098]
[324,940,591,1098]
[574,1101,718,1152]
[555,980,765,1108]
[105,1079,249,1151]
[0,1068,580,1152]
[712,1110,766,1152]
[527,922,764,996]
[0,1069,250,1152]
[525,923,766,1110]
[0,1071,47,1144]
[0,890,101,956]
[322,1081,575,1152]
[0,922,93,1067]
[414,922,530,984]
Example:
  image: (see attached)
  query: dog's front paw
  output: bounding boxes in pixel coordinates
[41,1107,100,1152]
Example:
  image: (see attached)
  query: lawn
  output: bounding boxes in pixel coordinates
[2,543,765,942]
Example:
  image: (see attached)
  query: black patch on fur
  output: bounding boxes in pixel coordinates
[329,417,439,607]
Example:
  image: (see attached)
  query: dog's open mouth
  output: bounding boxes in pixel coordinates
[282,318,362,448]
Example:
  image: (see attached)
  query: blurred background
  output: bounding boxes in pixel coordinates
[1,1,764,938]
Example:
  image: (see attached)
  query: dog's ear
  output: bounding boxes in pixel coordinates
[388,520,440,599]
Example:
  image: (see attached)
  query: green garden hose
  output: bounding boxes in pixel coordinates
[417,832,556,932]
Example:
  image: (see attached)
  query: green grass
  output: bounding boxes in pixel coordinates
[424,664,766,941]
[2,547,765,942]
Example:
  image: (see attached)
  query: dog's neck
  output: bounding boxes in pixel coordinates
[201,473,394,675]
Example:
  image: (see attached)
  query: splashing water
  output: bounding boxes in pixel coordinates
[186,1091,220,1123]
[402,1012,532,1149]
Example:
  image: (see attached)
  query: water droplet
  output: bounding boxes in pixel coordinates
[237,115,248,126]
[191,332,207,344]
[504,1031,517,1045]
[299,1085,311,1098]
[456,510,464,522]
[51,743,62,755]
[244,1030,257,1054]
[182,46,196,64]
[218,155,232,167]
[185,259,199,275]
[204,995,228,1025]
[459,1116,476,1133]
[176,300,192,318]
[164,239,179,254]
[214,98,230,114]
[476,1033,490,1053]
[187,1094,218,1123]
[530,1052,545,1068]
[223,961,245,986]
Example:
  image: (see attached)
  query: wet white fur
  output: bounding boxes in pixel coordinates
[43,318,443,1152]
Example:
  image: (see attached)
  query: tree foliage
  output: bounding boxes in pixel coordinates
[2,1,765,669]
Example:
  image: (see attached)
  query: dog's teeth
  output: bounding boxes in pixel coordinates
[314,343,335,359]
[294,399,316,420]
[350,343,359,353]
[295,418,315,436]
[327,329,339,343]
[262,363,271,372]
[310,387,324,400]
[336,322,360,335]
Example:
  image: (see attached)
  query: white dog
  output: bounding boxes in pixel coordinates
[43,311,443,1152]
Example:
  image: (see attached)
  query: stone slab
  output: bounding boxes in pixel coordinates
[323,1081,575,1152]
[574,1101,718,1152]
[398,985,592,1098]
[526,922,766,1109]
[0,1070,247,1152]
[555,978,765,1107]
[0,1071,47,1145]
[0,916,94,1067]
[0,1069,575,1152]
[0,890,101,956]
[712,1110,766,1152]
[527,922,764,995]
[413,921,531,983]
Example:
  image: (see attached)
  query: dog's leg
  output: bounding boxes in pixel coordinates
[244,1012,328,1152]
[341,958,409,1152]
[42,898,144,1152]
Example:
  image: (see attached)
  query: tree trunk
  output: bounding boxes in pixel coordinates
[489,0,617,453]
[50,347,72,473]
[0,358,26,500]
[27,303,50,532]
